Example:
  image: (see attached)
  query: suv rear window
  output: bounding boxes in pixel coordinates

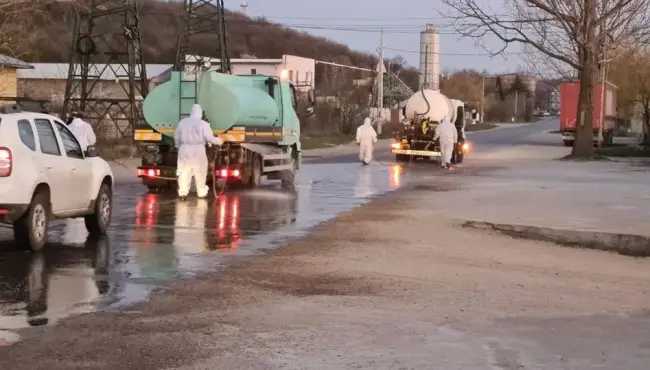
[34,119,61,156]
[18,119,36,151]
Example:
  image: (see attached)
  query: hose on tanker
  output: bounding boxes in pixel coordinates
[414,87,431,117]
[211,142,230,199]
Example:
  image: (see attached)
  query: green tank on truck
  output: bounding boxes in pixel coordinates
[136,70,315,191]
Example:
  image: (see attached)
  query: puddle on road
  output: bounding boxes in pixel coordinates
[0,161,413,338]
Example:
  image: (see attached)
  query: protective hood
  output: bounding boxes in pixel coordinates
[363,117,372,126]
[190,104,203,119]
[70,118,86,127]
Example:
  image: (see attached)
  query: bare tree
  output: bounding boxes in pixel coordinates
[440,69,483,106]
[442,0,650,157]
[0,1,59,59]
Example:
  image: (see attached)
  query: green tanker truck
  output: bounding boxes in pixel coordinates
[135,69,315,191]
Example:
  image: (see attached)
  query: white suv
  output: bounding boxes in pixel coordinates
[0,111,114,251]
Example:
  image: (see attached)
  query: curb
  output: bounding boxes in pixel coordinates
[462,220,650,257]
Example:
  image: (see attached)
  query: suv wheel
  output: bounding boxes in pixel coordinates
[13,191,50,252]
[85,184,112,234]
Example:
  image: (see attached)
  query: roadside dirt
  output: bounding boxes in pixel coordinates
[2,174,650,369]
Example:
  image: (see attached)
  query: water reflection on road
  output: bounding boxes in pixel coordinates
[0,235,109,335]
[0,161,411,336]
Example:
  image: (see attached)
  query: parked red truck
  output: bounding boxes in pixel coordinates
[559,80,618,147]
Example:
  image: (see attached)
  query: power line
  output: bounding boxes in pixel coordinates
[250,16,454,21]
[146,5,558,36]
[383,47,524,56]
[238,14,511,21]
[226,19,566,37]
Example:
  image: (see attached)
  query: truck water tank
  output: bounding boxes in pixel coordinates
[143,71,280,136]
[197,72,279,129]
[404,89,453,122]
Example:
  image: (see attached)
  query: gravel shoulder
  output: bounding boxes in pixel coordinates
[2,155,650,369]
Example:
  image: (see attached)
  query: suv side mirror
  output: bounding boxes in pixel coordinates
[86,146,98,158]
[307,88,315,106]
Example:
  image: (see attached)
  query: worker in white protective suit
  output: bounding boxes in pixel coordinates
[174,104,223,200]
[356,117,377,165]
[433,116,458,170]
[67,114,97,153]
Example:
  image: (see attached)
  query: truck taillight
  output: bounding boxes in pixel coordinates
[138,168,160,177]
[0,147,12,177]
[218,169,240,178]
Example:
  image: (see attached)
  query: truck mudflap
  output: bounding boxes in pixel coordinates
[392,149,441,157]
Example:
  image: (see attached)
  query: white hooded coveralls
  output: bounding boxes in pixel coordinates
[68,118,97,152]
[433,117,458,166]
[356,117,378,164]
[174,104,223,198]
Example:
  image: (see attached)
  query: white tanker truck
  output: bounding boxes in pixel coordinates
[391,89,469,163]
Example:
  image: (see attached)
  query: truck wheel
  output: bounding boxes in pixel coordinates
[281,153,297,188]
[248,154,262,188]
[281,171,295,188]
[14,190,50,252]
[563,140,573,147]
[84,184,112,235]
[456,150,464,164]
[395,154,409,162]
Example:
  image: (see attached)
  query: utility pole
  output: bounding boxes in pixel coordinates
[479,73,485,123]
[62,0,148,140]
[377,28,384,135]
[388,61,393,108]
[597,32,610,148]
[175,0,231,121]
[513,90,518,122]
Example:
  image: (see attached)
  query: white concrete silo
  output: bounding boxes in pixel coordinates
[419,24,440,90]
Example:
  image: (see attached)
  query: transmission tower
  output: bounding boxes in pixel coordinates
[62,0,148,140]
[174,0,231,74]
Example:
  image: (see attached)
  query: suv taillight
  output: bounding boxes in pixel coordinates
[0,147,12,177]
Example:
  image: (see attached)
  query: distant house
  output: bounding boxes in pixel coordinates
[0,54,33,102]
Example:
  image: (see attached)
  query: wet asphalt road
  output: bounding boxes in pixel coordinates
[0,118,558,337]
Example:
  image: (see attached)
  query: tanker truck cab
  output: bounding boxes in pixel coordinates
[138,70,315,191]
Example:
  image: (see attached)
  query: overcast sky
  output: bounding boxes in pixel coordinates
[225,0,526,73]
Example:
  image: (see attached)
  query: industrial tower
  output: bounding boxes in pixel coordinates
[62,0,148,140]
[174,0,231,74]
[174,0,231,120]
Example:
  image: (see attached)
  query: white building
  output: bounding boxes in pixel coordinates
[17,54,316,99]
[187,54,315,90]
